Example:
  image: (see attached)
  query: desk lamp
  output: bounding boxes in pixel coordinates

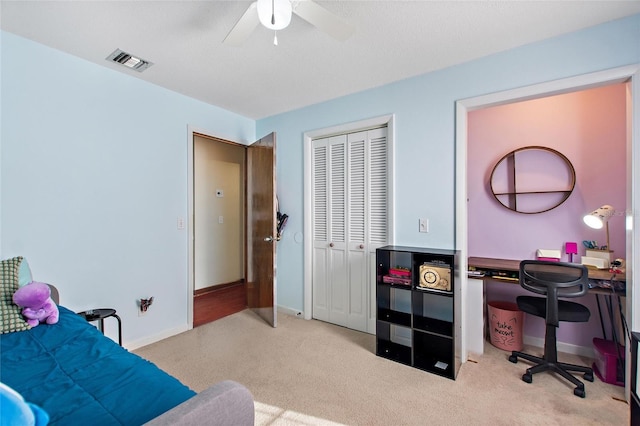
[583,205,615,251]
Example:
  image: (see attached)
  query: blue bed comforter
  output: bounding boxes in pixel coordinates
[0,306,196,425]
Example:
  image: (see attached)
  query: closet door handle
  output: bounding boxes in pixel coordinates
[329,243,334,248]
[359,244,365,249]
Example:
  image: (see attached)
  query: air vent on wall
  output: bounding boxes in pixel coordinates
[106,49,153,72]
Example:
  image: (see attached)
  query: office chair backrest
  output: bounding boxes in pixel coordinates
[519,260,589,326]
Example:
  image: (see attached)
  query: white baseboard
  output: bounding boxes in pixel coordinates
[277,306,596,360]
[523,335,595,359]
[125,324,190,351]
[129,307,301,350]
[468,336,596,361]
[277,305,304,318]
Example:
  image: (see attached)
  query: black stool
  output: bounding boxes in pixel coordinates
[78,308,122,346]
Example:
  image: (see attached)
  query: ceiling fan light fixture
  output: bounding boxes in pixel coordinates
[257,0,292,30]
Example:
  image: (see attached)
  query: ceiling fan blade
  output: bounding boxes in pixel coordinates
[292,0,354,41]
[223,2,260,47]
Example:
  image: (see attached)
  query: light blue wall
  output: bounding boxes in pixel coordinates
[259,14,640,313]
[0,31,255,345]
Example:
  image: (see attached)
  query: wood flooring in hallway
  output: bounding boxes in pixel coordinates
[193,281,247,327]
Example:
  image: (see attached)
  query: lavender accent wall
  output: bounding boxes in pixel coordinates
[468,83,627,261]
[468,83,627,348]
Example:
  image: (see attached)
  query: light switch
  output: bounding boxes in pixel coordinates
[419,218,429,233]
[219,216,224,224]
[177,217,185,230]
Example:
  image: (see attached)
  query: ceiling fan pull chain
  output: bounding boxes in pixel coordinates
[273,30,278,46]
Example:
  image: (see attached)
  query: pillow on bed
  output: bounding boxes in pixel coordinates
[0,382,49,426]
[0,256,31,334]
[18,257,33,287]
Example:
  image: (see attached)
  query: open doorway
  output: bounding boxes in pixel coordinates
[192,133,247,327]
[187,130,278,329]
[467,83,627,352]
[455,64,639,399]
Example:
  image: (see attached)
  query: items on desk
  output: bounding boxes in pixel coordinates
[582,240,599,250]
[610,258,625,274]
[482,270,518,281]
[536,249,561,262]
[581,256,609,269]
[582,248,614,269]
[565,242,578,262]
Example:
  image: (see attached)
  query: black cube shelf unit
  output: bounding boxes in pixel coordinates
[376,245,461,380]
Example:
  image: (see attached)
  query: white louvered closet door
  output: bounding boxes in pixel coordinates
[312,127,388,334]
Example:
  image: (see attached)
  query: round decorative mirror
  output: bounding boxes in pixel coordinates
[489,146,575,214]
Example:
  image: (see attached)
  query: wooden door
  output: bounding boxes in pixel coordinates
[246,133,277,327]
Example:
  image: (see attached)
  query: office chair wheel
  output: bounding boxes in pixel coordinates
[584,371,594,382]
[522,372,533,383]
[508,354,518,363]
[574,387,586,398]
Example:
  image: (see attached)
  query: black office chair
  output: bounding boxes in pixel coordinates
[508,260,594,397]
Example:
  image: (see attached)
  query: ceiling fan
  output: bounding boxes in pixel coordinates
[223,0,354,46]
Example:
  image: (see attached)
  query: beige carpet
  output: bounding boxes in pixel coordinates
[134,310,628,425]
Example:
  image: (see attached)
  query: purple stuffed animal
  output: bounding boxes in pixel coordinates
[12,281,59,327]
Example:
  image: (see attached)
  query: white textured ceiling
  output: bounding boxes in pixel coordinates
[2,1,639,119]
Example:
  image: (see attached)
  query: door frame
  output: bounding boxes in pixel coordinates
[303,114,396,322]
[455,64,639,398]
[186,126,248,329]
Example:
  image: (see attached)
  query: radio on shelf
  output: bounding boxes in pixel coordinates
[418,262,452,292]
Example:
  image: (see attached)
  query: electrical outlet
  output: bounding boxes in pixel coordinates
[138,297,153,316]
[419,218,429,233]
